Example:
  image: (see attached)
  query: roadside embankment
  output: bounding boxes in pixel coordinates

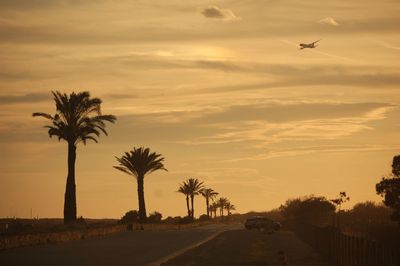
[0,221,213,250]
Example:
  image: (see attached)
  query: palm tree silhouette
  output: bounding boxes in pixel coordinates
[200,188,218,218]
[181,178,204,219]
[217,197,228,217]
[210,202,218,218]
[114,147,167,223]
[33,91,116,224]
[177,182,191,217]
[225,201,236,217]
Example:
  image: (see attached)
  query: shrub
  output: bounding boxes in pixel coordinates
[198,214,210,221]
[147,211,162,223]
[120,210,139,224]
[280,195,335,226]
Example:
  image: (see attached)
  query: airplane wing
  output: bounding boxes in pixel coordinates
[312,39,321,44]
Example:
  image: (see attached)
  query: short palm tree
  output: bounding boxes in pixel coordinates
[210,202,218,218]
[217,197,228,217]
[183,178,204,219]
[114,147,167,223]
[33,91,116,223]
[200,188,218,218]
[177,182,191,217]
[225,201,236,216]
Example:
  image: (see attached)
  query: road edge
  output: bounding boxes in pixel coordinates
[147,227,230,266]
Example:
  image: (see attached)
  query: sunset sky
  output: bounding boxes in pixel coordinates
[1,0,399,219]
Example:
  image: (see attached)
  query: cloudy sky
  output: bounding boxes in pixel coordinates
[0,0,399,219]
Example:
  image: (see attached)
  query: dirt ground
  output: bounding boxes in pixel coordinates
[162,229,329,266]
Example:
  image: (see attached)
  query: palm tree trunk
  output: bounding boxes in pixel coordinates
[137,175,147,222]
[190,195,194,219]
[206,197,209,218]
[64,142,77,224]
[186,195,190,217]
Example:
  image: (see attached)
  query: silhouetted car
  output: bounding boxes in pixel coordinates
[245,216,281,232]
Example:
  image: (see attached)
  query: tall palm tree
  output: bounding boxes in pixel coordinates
[200,188,218,218]
[177,182,191,217]
[183,178,204,219]
[114,147,167,222]
[217,197,228,217]
[33,91,116,224]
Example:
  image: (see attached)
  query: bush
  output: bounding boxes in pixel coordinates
[198,214,210,221]
[280,195,335,226]
[179,216,194,224]
[120,210,139,224]
[163,216,181,224]
[147,211,162,223]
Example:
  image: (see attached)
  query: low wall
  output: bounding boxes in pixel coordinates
[0,221,212,250]
[0,224,126,250]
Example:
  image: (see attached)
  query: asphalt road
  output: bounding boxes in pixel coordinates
[0,224,235,266]
[162,229,329,266]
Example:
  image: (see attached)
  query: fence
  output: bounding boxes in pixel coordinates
[293,223,400,266]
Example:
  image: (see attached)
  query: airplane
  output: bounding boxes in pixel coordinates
[299,40,320,49]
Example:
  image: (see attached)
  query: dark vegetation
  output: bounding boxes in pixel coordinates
[376,154,400,225]
[177,178,236,222]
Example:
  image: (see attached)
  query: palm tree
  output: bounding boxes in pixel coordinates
[114,147,167,222]
[200,188,218,218]
[210,202,218,219]
[177,182,191,217]
[33,91,116,224]
[217,197,228,217]
[225,201,236,216]
[183,178,204,219]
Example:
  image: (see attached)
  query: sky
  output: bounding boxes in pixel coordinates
[0,0,399,219]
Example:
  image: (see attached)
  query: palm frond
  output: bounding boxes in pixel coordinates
[114,147,166,180]
[32,112,53,120]
[33,90,116,145]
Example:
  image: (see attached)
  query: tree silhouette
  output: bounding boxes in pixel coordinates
[180,178,204,219]
[225,201,236,217]
[114,147,167,223]
[280,195,335,226]
[177,182,192,217]
[200,188,218,218]
[33,91,116,224]
[330,192,350,228]
[376,155,400,224]
[210,202,218,218]
[217,197,228,217]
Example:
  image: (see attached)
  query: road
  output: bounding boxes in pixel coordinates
[0,224,235,266]
[163,229,329,266]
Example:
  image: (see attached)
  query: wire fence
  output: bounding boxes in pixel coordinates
[293,223,400,266]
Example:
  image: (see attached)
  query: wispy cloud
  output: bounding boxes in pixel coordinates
[372,39,400,51]
[175,104,397,146]
[319,17,340,26]
[0,93,49,104]
[201,6,239,21]
[225,144,400,162]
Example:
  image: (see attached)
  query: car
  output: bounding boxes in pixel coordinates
[245,216,281,232]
